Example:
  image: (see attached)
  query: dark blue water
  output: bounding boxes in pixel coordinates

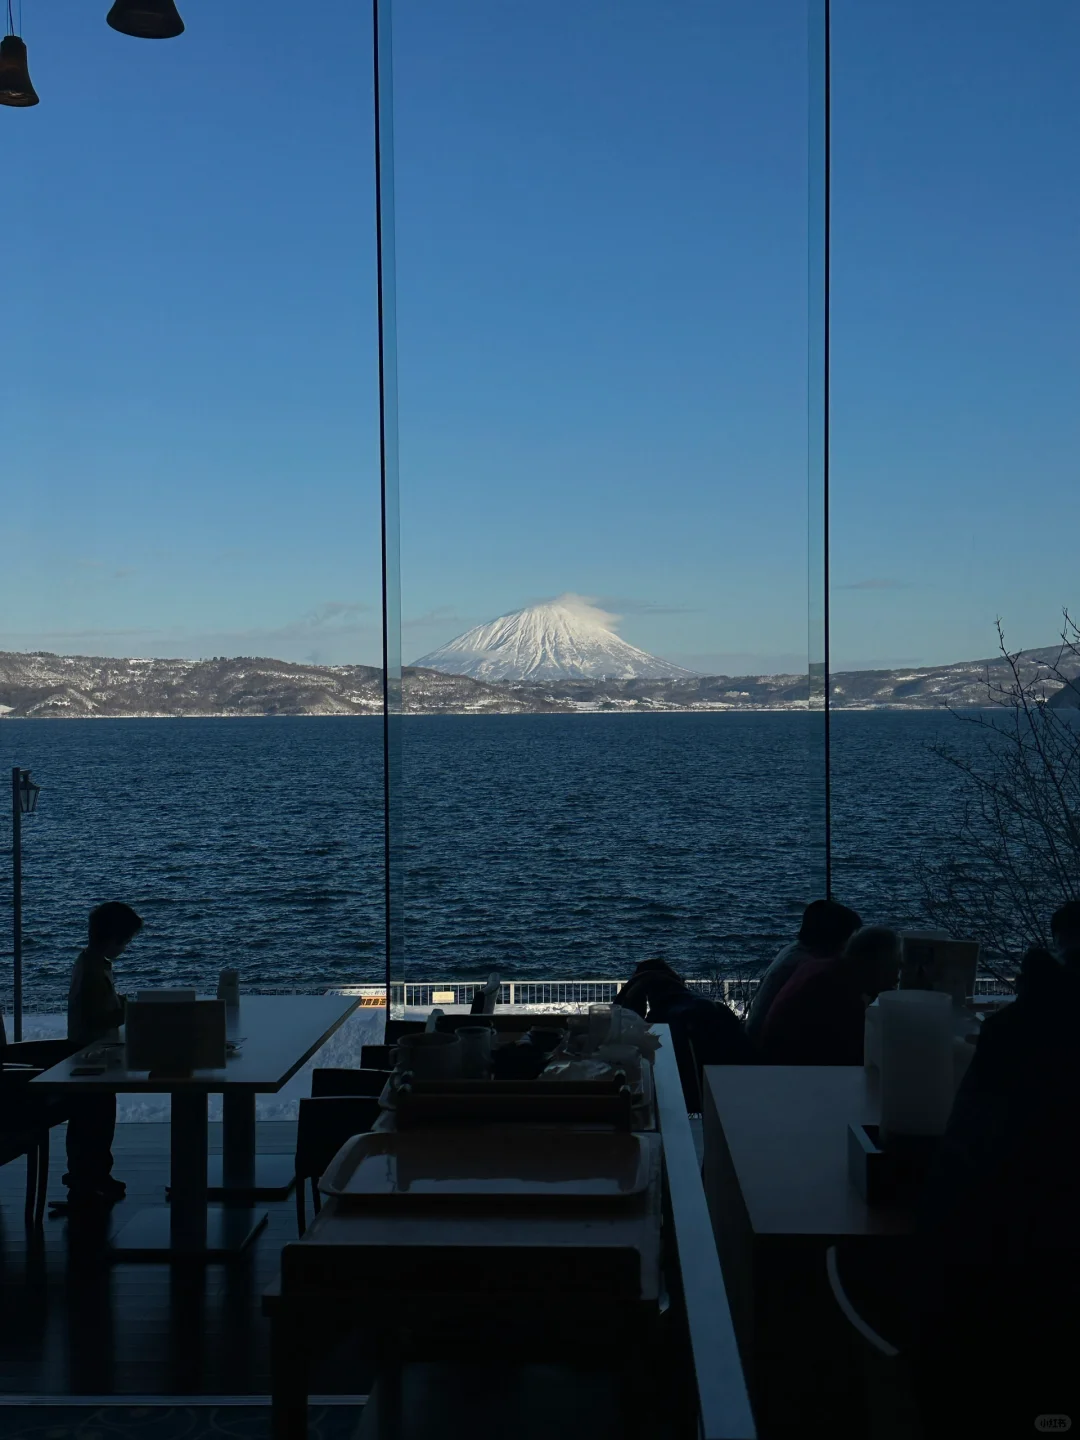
[0,712,974,1011]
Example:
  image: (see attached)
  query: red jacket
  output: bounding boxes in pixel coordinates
[760,955,867,1065]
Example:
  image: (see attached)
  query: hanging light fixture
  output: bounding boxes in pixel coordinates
[0,0,39,108]
[106,0,185,40]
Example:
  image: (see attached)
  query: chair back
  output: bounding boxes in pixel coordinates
[384,1019,425,1043]
[360,1044,393,1071]
[294,1095,382,1235]
[825,1243,924,1439]
[825,1245,900,1358]
[311,1067,389,1098]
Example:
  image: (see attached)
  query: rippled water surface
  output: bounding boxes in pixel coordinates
[1,712,977,1011]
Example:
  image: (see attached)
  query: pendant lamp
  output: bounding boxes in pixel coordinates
[106,0,185,39]
[0,34,38,106]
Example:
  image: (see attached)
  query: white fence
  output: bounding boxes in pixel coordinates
[323,972,1016,1016]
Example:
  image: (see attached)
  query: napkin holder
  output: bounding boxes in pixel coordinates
[126,998,227,1074]
[847,1123,939,1207]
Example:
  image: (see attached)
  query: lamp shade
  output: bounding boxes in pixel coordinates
[18,771,41,815]
[106,1,185,39]
[0,35,40,107]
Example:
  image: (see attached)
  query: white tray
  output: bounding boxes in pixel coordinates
[320,1127,649,1205]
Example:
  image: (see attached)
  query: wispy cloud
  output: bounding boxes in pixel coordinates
[403,606,464,631]
[835,578,911,591]
[546,593,621,631]
[284,601,372,633]
[1,627,162,643]
[597,595,701,617]
[113,567,137,580]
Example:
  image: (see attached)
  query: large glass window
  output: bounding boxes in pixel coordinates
[1,2,384,1027]
[12,1,1063,1025]
[829,0,1080,962]
[384,0,824,997]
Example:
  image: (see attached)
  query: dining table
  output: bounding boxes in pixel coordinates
[702,1064,913,1436]
[31,993,359,1260]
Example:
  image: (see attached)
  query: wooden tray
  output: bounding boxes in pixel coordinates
[320,1127,649,1206]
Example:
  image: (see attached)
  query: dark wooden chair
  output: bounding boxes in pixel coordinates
[360,1044,394,1071]
[0,1070,52,1226]
[0,1018,74,1227]
[384,1020,425,1044]
[310,1067,389,1098]
[294,1095,382,1235]
[825,1242,923,1439]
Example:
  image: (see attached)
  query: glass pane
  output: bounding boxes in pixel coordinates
[390,0,823,1003]
[830,1,1080,968]
[807,0,831,899]
[1,4,385,1041]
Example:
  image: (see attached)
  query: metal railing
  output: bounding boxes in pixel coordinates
[326,970,1016,1015]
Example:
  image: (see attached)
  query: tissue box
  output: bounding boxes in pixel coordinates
[126,998,227,1073]
[848,1123,939,1207]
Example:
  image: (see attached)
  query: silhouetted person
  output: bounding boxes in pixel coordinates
[911,938,1080,1436]
[1051,897,1080,967]
[615,958,754,1108]
[759,924,901,1065]
[744,899,863,1045]
[64,902,143,1206]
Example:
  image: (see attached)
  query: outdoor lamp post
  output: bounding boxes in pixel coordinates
[11,767,41,1042]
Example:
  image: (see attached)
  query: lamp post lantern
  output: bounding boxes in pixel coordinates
[11,767,41,1042]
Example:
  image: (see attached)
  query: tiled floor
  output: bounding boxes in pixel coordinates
[0,1122,375,1397]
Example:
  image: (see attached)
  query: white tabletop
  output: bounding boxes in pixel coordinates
[30,993,360,1094]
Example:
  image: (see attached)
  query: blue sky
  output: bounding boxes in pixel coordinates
[2,0,1077,675]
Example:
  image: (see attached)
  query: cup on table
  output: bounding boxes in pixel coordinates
[588,1004,612,1051]
[217,970,240,1007]
[391,1031,463,1081]
[456,1024,493,1079]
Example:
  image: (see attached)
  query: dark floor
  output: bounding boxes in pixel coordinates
[0,1405,365,1440]
[0,1123,373,1398]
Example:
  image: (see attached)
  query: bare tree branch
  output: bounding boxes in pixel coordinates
[918,613,1080,978]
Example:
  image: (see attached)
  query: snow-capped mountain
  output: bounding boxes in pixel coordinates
[412,597,697,681]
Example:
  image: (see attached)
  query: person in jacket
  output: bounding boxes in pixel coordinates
[64,902,143,1206]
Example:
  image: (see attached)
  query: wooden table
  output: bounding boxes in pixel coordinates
[32,994,359,1260]
[702,1065,911,1437]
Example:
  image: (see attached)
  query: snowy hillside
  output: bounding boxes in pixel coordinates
[412,597,697,681]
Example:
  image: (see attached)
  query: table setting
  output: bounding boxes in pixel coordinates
[371,1006,658,1133]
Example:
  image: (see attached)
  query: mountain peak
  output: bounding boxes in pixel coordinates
[412,596,696,682]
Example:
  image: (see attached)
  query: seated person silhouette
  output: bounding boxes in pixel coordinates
[63,902,144,1208]
[759,924,901,1065]
[615,958,754,1109]
[1051,897,1080,967]
[911,927,1080,1436]
[744,899,862,1045]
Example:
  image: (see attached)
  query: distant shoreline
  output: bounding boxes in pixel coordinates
[0,704,980,720]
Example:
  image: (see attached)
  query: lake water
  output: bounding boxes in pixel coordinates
[1,711,976,1013]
